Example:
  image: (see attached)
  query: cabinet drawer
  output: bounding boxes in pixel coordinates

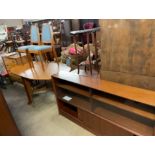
[78,109,133,136]
[78,109,102,135]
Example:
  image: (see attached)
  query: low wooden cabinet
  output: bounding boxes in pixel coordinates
[52,71,155,136]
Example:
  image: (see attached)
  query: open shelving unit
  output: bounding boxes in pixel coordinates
[52,71,155,136]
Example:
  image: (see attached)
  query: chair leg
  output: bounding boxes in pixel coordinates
[18,52,23,65]
[73,35,79,74]
[49,50,53,62]
[52,47,58,64]
[86,33,92,75]
[39,51,45,70]
[4,46,8,52]
[34,55,38,61]
[26,51,34,68]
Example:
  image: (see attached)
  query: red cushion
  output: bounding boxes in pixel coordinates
[1,70,9,77]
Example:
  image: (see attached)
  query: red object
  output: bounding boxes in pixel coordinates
[82,22,94,44]
[1,70,9,77]
[69,47,76,55]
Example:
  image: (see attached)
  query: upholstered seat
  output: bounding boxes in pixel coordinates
[18,45,33,51]
[28,45,51,51]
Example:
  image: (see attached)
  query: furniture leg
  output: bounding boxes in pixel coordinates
[73,35,80,74]
[39,51,45,71]
[44,53,48,62]
[18,52,23,64]
[26,51,34,68]
[34,55,38,61]
[86,32,92,75]
[153,123,155,135]
[50,49,53,61]
[1,56,9,74]
[4,46,8,52]
[22,77,33,105]
[93,32,99,73]
[52,46,58,64]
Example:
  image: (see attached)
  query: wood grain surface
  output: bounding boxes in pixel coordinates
[52,71,155,107]
[10,62,70,80]
[99,19,155,90]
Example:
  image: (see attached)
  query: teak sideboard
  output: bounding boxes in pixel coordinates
[52,71,155,136]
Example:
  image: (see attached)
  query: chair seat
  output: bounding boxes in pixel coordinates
[18,45,33,51]
[6,41,13,44]
[28,45,52,51]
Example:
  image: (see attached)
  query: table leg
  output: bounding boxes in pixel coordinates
[22,77,33,105]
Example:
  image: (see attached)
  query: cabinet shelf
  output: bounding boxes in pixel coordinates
[58,99,78,119]
[58,91,92,112]
[93,105,153,135]
[92,94,155,121]
[56,83,90,97]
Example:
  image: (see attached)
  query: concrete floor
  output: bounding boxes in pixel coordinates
[2,83,93,136]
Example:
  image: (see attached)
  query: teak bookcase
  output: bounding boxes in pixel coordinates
[52,71,155,136]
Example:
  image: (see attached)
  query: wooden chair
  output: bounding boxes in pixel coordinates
[17,25,40,68]
[70,27,100,75]
[27,23,58,70]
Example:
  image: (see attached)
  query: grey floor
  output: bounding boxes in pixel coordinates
[2,83,93,136]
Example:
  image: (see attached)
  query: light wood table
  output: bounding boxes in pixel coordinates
[2,52,28,83]
[10,62,70,104]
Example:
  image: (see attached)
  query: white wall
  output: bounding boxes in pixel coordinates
[0,19,23,27]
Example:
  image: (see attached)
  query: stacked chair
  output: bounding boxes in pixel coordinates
[17,23,58,69]
[17,25,40,67]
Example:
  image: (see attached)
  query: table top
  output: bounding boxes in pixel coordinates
[10,62,70,80]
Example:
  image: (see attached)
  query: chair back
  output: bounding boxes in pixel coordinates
[30,25,40,44]
[41,23,53,44]
[83,22,94,29]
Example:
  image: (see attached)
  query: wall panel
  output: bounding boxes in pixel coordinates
[100,19,155,90]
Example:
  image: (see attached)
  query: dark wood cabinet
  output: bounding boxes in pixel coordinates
[0,90,20,136]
